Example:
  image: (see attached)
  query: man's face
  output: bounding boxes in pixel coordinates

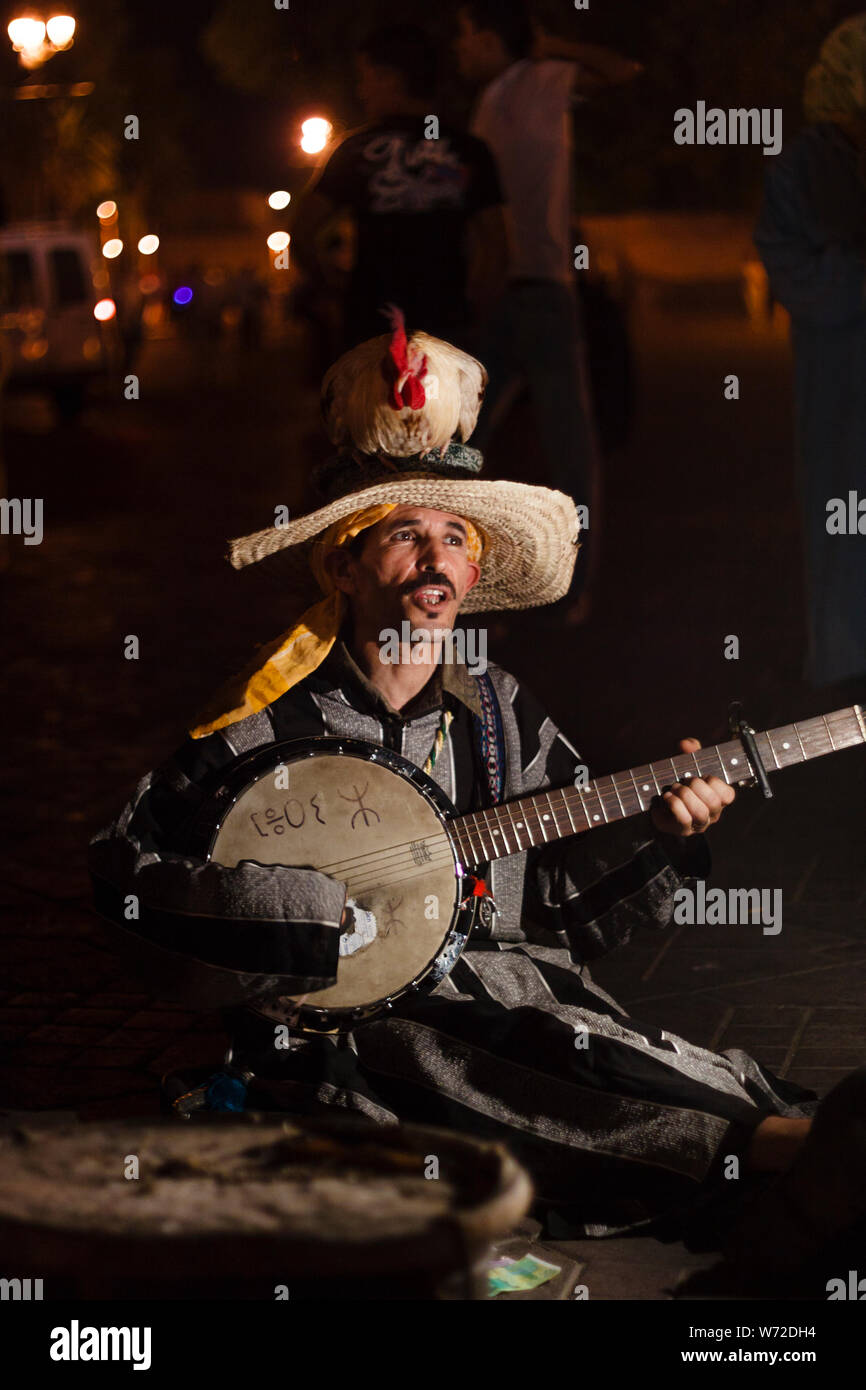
[329,505,482,641]
[454,10,500,84]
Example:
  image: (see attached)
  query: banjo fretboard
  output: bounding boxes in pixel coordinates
[450,705,865,866]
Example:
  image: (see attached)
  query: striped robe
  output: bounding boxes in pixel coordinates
[89,637,817,1234]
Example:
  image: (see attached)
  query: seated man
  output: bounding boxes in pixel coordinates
[89,313,863,1288]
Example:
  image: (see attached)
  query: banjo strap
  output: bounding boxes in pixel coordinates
[472,671,506,807]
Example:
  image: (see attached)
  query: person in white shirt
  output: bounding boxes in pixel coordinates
[454,0,641,622]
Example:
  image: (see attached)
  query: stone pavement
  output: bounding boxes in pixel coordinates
[1,294,863,1298]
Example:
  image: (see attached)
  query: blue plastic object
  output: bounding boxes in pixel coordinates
[205,1072,248,1112]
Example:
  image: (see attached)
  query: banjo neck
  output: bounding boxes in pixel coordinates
[449,705,866,866]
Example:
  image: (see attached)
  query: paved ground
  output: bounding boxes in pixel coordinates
[1,288,864,1299]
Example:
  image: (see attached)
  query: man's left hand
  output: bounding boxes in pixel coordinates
[649,738,736,836]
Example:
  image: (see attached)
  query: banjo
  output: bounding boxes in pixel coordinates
[188,704,865,1033]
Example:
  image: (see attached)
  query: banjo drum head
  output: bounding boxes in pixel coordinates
[207,741,467,1025]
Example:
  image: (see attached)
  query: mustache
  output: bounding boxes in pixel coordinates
[402,574,455,598]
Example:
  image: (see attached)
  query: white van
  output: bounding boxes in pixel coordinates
[0,221,122,420]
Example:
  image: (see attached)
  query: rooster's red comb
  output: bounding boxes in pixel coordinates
[380,302,427,412]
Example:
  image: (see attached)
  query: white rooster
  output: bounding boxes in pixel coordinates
[320,306,488,458]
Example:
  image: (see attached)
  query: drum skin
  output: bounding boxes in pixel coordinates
[204,739,473,1026]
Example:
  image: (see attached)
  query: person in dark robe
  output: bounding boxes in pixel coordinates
[755,12,866,688]
[90,319,866,1293]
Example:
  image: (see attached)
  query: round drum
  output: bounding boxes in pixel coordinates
[0,1116,533,1300]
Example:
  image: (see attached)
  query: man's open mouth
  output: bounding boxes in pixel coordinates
[409,586,451,609]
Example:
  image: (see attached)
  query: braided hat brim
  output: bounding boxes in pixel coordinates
[228,476,580,614]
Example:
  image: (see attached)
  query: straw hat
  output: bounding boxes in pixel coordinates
[227,313,580,613]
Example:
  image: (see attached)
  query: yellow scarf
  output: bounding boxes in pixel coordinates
[190,503,485,738]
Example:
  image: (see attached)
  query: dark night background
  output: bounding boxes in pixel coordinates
[2,0,863,221]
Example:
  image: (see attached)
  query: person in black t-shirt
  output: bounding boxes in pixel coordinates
[291,24,508,353]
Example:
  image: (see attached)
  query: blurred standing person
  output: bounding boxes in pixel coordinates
[197,270,227,345]
[755,13,866,688]
[115,268,145,375]
[454,0,642,621]
[291,23,508,353]
[236,266,267,351]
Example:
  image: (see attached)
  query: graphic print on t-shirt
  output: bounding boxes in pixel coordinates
[313,116,502,345]
[360,132,470,215]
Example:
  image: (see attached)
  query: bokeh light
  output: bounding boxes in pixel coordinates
[96,200,117,221]
[21,338,48,360]
[102,239,123,259]
[93,299,116,321]
[8,18,46,51]
[46,14,75,47]
[300,117,332,154]
[173,286,193,306]
[137,234,159,255]
[268,190,291,210]
[267,231,290,252]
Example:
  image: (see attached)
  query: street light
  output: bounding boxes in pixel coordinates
[7,12,75,67]
[45,14,75,47]
[300,117,332,155]
[8,18,46,51]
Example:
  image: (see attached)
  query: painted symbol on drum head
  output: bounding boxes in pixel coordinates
[338,781,381,829]
[380,895,405,937]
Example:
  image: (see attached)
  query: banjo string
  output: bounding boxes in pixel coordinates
[327,845,456,885]
[318,834,454,877]
[341,854,457,896]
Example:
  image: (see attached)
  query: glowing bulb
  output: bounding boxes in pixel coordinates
[102,238,123,259]
[46,14,75,47]
[137,234,159,255]
[93,299,116,321]
[268,190,291,210]
[96,200,117,221]
[22,337,49,359]
[300,117,332,154]
[8,18,46,51]
[267,231,290,252]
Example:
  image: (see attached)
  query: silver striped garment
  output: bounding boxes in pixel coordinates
[89,637,817,1234]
